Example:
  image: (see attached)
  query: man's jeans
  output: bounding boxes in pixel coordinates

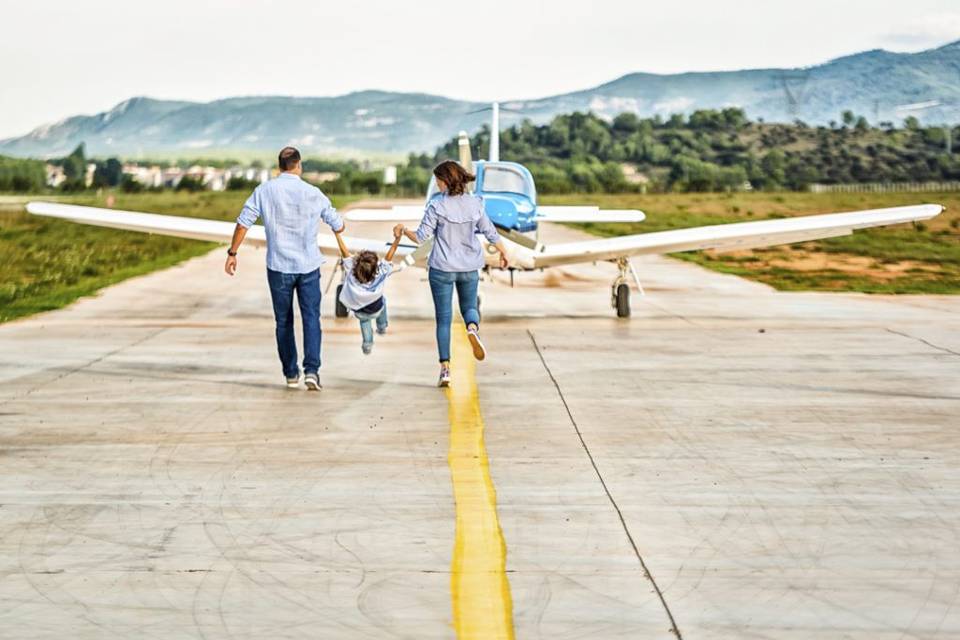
[428,269,480,363]
[267,268,321,378]
[355,300,388,351]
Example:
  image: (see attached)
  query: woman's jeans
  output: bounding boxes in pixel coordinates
[428,269,480,363]
[266,268,321,378]
[355,301,388,351]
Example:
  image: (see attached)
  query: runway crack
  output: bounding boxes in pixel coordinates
[885,328,960,357]
[3,327,168,404]
[527,329,683,639]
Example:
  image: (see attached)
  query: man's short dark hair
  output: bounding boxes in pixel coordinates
[278,146,301,171]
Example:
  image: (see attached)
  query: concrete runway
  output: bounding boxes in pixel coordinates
[1,220,959,639]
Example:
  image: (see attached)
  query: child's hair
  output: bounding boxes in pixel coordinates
[433,160,475,196]
[352,250,380,284]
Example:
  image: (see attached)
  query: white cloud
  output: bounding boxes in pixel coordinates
[882,12,960,49]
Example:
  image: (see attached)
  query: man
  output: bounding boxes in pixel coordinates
[224,147,344,390]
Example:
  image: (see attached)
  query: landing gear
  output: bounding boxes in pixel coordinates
[610,258,643,318]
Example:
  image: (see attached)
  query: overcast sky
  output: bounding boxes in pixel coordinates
[1,0,958,138]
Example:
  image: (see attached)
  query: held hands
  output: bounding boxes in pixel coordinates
[393,224,405,239]
[224,254,238,276]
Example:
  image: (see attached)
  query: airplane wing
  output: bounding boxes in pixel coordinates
[25,202,416,259]
[534,206,645,223]
[530,204,944,269]
[344,205,425,221]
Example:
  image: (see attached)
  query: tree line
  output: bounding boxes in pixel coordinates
[435,108,960,193]
[3,109,958,195]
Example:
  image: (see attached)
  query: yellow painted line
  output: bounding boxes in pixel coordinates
[446,327,515,640]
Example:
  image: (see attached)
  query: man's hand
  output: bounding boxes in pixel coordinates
[393,224,405,239]
[225,254,238,276]
[499,252,509,269]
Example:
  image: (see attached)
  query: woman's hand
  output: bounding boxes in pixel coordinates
[225,254,238,276]
[499,251,509,270]
[393,224,405,239]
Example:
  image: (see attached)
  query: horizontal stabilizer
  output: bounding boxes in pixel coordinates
[535,206,646,223]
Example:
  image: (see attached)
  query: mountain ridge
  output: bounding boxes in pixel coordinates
[3,39,958,159]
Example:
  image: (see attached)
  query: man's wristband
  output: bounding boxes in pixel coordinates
[227,248,238,257]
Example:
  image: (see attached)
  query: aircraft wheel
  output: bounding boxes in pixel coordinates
[615,283,631,318]
[335,284,349,318]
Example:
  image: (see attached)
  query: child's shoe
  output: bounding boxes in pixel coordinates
[376,325,387,336]
[362,342,373,355]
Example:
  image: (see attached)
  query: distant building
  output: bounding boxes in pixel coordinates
[45,164,66,188]
[383,165,397,185]
[84,163,97,188]
[303,171,340,184]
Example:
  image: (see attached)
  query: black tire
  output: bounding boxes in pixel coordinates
[615,283,630,318]
[334,284,349,318]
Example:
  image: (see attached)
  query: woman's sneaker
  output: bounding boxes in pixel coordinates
[438,364,451,388]
[466,326,486,361]
[285,374,300,389]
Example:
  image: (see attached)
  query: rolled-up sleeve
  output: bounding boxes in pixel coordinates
[237,188,262,228]
[318,192,344,232]
[476,211,501,244]
[414,204,439,244]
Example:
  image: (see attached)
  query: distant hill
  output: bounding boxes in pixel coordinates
[2,40,958,159]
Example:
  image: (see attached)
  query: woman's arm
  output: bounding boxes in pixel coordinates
[333,228,350,258]
[493,240,509,269]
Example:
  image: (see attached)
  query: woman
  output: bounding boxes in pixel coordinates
[396,160,509,387]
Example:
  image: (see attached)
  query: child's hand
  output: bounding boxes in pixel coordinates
[393,224,404,239]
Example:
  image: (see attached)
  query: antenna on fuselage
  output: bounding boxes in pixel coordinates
[490,101,500,162]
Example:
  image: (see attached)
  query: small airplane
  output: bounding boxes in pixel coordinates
[26,102,944,318]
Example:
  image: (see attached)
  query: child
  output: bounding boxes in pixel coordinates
[334,227,402,354]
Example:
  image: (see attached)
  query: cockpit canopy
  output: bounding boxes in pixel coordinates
[425,161,537,202]
[479,163,536,200]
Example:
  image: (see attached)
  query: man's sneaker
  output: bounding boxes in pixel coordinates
[304,373,321,391]
[362,342,373,355]
[466,326,486,361]
[438,364,451,388]
[285,374,300,389]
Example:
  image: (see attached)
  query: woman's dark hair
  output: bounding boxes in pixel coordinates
[352,250,380,284]
[433,160,475,196]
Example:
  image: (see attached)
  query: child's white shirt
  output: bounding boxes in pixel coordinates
[338,257,393,311]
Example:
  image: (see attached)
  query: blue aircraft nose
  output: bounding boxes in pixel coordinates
[482,194,538,232]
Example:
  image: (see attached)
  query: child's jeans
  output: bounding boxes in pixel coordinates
[355,301,388,352]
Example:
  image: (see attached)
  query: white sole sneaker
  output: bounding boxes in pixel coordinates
[438,369,451,388]
[286,377,300,389]
[467,329,486,361]
[304,375,321,391]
